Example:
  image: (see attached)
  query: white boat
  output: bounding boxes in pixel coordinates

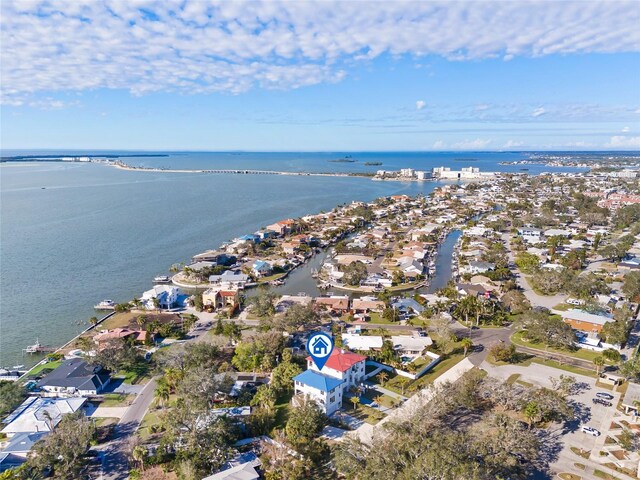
[153,275,171,283]
[94,299,115,310]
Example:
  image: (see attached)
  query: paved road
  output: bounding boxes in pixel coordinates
[502,232,568,309]
[98,320,213,479]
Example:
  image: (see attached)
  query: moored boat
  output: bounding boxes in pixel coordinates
[153,275,171,283]
[94,299,115,310]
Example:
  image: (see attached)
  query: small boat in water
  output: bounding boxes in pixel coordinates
[23,339,54,354]
[153,275,171,283]
[270,279,285,286]
[94,299,115,310]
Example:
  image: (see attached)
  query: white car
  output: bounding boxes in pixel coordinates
[581,426,601,436]
[567,298,585,306]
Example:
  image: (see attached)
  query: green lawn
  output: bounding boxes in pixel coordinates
[257,272,287,284]
[347,404,386,425]
[138,408,163,441]
[530,359,597,378]
[361,389,397,408]
[26,360,62,377]
[99,393,132,407]
[382,351,467,395]
[511,331,603,363]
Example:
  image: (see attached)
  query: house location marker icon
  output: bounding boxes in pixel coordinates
[306,332,334,371]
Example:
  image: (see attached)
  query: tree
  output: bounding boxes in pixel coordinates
[515,253,539,274]
[270,351,302,395]
[88,337,142,372]
[460,338,473,357]
[250,385,277,413]
[601,318,631,346]
[155,377,171,407]
[27,412,96,479]
[285,397,327,445]
[516,309,576,350]
[342,261,368,286]
[278,304,319,331]
[214,318,224,335]
[454,295,479,327]
[500,290,530,314]
[88,316,99,327]
[350,396,360,410]
[602,348,622,364]
[378,371,389,386]
[489,343,517,363]
[249,288,277,317]
[0,381,26,417]
[132,445,148,472]
[593,355,605,375]
[623,271,640,302]
[222,322,241,344]
[522,401,540,428]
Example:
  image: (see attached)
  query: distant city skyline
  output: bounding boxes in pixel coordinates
[1,0,640,151]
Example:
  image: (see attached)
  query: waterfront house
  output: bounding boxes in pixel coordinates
[252,260,273,277]
[1,396,87,436]
[281,242,299,255]
[93,328,148,346]
[460,260,495,275]
[37,358,110,396]
[202,287,240,313]
[142,285,179,310]
[351,298,386,314]
[209,270,250,288]
[314,295,350,314]
[266,219,295,236]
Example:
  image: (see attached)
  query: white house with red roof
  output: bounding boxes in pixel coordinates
[293,349,367,415]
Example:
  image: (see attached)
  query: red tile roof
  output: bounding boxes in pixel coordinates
[307,349,366,372]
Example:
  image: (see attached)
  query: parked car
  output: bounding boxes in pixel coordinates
[592,398,613,407]
[595,392,614,400]
[581,426,601,436]
[567,298,586,306]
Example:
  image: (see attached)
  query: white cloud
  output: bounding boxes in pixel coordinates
[1,0,639,103]
[503,140,524,148]
[622,126,630,132]
[416,100,426,110]
[531,107,547,117]
[451,138,491,149]
[432,140,446,149]
[606,136,640,148]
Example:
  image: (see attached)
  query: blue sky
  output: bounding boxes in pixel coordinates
[1,0,640,151]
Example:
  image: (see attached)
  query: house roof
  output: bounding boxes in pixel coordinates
[1,431,48,454]
[37,358,110,392]
[202,463,259,480]
[308,349,367,373]
[1,396,87,434]
[293,370,344,392]
[341,334,383,351]
[622,382,640,408]
[558,309,614,326]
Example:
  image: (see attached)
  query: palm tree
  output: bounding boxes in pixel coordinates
[593,355,605,375]
[378,371,389,386]
[77,336,93,353]
[88,316,99,327]
[455,296,477,327]
[460,338,473,357]
[132,445,148,471]
[602,348,622,365]
[350,396,360,411]
[155,378,171,407]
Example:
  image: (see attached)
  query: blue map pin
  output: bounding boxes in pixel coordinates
[306,332,334,371]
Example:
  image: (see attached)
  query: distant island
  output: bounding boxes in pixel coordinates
[453,158,478,162]
[329,155,356,163]
[364,161,383,166]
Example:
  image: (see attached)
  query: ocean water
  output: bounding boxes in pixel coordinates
[2,150,590,176]
[0,152,588,367]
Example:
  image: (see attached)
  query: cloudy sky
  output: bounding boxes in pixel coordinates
[2,0,640,151]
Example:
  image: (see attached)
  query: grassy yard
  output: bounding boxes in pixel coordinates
[361,389,397,408]
[511,331,604,363]
[347,404,386,425]
[26,360,62,377]
[99,393,133,407]
[257,272,287,284]
[138,408,164,441]
[381,351,467,396]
